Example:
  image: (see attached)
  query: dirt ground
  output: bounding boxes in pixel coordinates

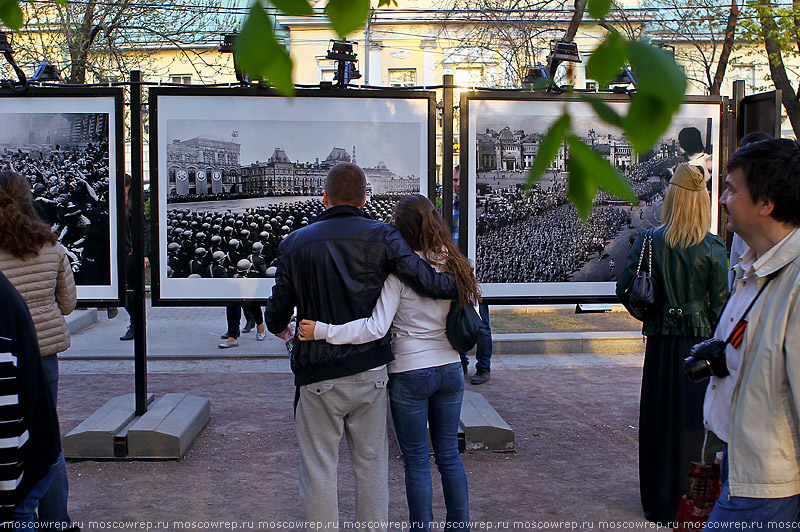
[57,364,657,531]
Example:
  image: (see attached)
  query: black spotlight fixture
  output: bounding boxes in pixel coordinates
[31,59,62,82]
[546,40,582,92]
[324,40,361,89]
[219,33,244,83]
[522,63,549,89]
[609,65,637,91]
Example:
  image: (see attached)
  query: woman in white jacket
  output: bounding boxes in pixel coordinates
[298,194,480,532]
[0,170,77,530]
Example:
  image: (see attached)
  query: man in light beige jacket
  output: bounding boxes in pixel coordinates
[703,138,800,528]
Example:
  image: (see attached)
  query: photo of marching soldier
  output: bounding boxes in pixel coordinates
[0,112,112,287]
[473,104,718,287]
[161,118,421,285]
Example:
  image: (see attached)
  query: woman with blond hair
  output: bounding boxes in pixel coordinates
[297,194,479,531]
[616,163,728,525]
[0,170,77,529]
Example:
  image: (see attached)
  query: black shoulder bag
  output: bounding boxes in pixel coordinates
[446,300,482,353]
[626,229,659,322]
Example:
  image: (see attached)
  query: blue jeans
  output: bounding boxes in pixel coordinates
[38,356,72,529]
[12,462,56,529]
[705,446,800,530]
[389,362,469,531]
[460,303,491,373]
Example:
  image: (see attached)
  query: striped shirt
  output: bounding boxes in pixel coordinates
[0,341,27,516]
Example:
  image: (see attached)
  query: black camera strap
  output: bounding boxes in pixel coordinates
[727,267,784,349]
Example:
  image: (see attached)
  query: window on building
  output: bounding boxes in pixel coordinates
[454,66,485,87]
[170,75,192,85]
[319,68,336,83]
[732,64,758,93]
[389,69,416,87]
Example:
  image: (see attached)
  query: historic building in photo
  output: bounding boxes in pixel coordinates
[66,114,108,146]
[477,125,635,173]
[241,146,419,197]
[166,136,241,196]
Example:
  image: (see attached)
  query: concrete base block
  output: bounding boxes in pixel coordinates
[126,393,210,459]
[64,393,154,459]
[66,309,97,335]
[460,390,514,452]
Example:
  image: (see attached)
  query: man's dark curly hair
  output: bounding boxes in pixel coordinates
[0,170,58,259]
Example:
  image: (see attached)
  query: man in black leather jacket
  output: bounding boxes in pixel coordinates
[265,163,456,531]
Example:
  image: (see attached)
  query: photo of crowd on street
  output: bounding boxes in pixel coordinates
[0,109,116,293]
[469,99,720,297]
[152,95,429,301]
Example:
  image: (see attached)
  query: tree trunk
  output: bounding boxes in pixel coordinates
[564,0,587,43]
[710,2,738,95]
[758,0,800,137]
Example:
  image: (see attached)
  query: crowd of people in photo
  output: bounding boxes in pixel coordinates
[164,197,399,280]
[0,142,111,285]
[476,203,630,283]
[471,152,692,284]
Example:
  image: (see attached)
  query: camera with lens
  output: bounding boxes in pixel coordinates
[683,338,730,383]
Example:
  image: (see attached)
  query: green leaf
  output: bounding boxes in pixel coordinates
[527,112,571,187]
[377,0,398,5]
[566,136,637,219]
[569,138,636,203]
[586,31,628,87]
[235,3,295,96]
[579,95,623,128]
[0,0,23,30]
[269,0,313,16]
[588,0,614,20]
[325,0,371,39]
[622,40,686,152]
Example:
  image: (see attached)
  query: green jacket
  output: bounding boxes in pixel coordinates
[616,226,729,337]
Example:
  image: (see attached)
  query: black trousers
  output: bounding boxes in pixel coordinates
[225,304,263,339]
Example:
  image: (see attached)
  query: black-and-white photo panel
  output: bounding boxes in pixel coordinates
[464,93,723,302]
[150,88,435,304]
[0,89,124,304]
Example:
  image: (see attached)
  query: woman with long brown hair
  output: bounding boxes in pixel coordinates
[297,194,479,531]
[0,170,77,529]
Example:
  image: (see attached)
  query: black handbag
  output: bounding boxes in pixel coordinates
[446,299,482,353]
[626,229,658,322]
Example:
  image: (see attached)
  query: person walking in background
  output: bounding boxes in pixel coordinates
[264,163,456,531]
[0,170,77,531]
[616,163,728,525]
[452,165,492,384]
[297,194,478,531]
[120,173,149,341]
